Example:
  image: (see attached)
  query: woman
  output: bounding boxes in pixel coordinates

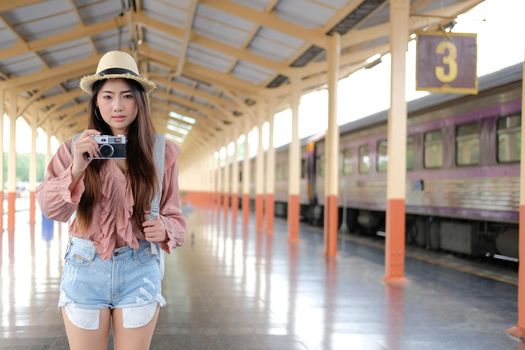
[37,51,186,350]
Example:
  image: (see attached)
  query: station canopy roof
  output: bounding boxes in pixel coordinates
[0,0,483,155]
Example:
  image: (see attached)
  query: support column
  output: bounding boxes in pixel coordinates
[46,130,52,168]
[214,151,220,211]
[29,116,37,224]
[0,89,4,231]
[507,52,525,339]
[324,33,340,257]
[385,0,409,283]
[265,105,275,235]
[223,139,230,222]
[288,80,300,242]
[255,111,265,232]
[217,149,223,215]
[232,132,240,226]
[7,91,17,231]
[242,124,251,227]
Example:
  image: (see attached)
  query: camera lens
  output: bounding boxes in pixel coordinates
[99,144,114,158]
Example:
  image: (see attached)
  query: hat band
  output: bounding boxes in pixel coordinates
[97,68,139,77]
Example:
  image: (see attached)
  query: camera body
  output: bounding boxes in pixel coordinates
[92,135,126,159]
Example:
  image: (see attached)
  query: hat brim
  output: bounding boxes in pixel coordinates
[79,73,156,95]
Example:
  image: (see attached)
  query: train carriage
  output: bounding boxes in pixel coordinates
[264,63,522,259]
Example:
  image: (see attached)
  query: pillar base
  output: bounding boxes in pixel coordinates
[506,326,525,339]
[384,276,410,287]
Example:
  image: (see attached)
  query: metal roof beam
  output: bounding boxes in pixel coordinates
[0,18,123,61]
[0,1,42,12]
[200,0,327,48]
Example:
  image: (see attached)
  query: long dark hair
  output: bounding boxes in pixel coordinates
[75,78,159,232]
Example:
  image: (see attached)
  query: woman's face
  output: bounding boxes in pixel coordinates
[96,79,138,135]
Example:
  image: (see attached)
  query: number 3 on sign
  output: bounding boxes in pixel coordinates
[435,41,458,83]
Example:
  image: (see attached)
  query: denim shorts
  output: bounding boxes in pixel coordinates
[59,237,166,330]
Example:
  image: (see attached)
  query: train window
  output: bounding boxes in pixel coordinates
[342,148,353,175]
[407,136,414,171]
[456,122,480,166]
[301,159,306,179]
[497,114,521,163]
[376,140,388,173]
[316,155,325,177]
[358,144,370,173]
[424,130,443,168]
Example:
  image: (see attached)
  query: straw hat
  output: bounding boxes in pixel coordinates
[79,51,156,95]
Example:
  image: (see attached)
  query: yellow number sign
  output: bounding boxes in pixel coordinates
[416,32,477,94]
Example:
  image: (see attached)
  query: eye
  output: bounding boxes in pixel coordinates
[102,95,111,100]
[123,94,134,99]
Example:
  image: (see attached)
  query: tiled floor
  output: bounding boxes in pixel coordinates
[0,205,523,349]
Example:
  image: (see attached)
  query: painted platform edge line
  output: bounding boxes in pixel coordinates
[384,198,406,284]
[288,194,299,242]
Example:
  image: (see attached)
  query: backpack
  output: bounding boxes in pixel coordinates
[71,133,166,276]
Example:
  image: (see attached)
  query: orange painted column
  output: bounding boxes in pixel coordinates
[385,199,406,278]
[506,52,525,338]
[265,107,275,235]
[0,191,3,231]
[288,81,301,242]
[255,195,264,232]
[223,193,229,219]
[384,0,409,284]
[29,119,38,225]
[323,33,340,258]
[223,141,230,222]
[231,135,240,226]
[242,125,251,228]
[7,192,15,231]
[29,192,36,224]
[242,194,250,226]
[231,136,239,227]
[266,194,274,234]
[7,91,17,231]
[232,194,239,224]
[324,195,338,256]
[255,113,265,232]
[0,89,4,232]
[288,195,299,242]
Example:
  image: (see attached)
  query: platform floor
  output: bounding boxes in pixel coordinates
[0,206,522,349]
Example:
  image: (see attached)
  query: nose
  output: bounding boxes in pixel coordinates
[112,97,123,111]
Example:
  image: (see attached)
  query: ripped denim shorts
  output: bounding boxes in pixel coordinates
[59,236,166,330]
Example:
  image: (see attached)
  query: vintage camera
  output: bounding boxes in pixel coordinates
[92,135,126,159]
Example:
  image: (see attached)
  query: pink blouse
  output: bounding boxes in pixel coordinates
[36,138,186,260]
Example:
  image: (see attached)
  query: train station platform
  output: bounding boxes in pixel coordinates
[0,205,521,349]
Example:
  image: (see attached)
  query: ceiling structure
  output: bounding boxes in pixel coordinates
[0,0,483,164]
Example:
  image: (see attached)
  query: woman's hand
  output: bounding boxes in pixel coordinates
[71,129,101,180]
[142,217,168,242]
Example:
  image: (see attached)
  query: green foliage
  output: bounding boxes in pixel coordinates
[2,152,47,183]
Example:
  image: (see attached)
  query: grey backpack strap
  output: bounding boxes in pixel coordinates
[149,134,166,277]
[149,134,165,220]
[68,133,83,223]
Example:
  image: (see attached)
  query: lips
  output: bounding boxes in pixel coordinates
[112,115,126,121]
